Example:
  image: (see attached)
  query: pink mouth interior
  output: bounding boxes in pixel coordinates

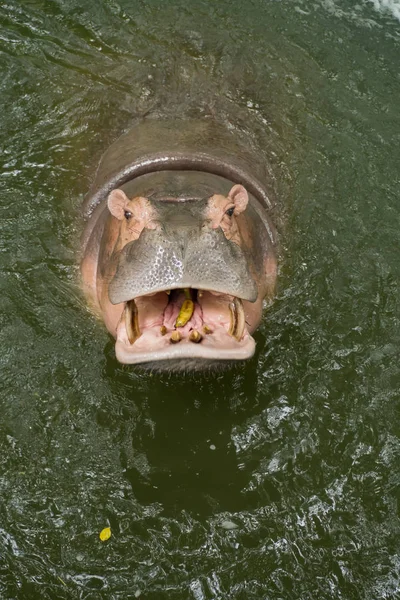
[115,289,255,365]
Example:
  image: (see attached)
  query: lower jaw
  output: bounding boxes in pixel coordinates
[115,332,255,366]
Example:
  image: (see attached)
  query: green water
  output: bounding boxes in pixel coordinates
[1,0,400,598]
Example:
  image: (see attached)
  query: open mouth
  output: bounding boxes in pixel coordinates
[115,288,255,365]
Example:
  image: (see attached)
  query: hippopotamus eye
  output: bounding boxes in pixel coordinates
[225,207,235,217]
[124,210,132,220]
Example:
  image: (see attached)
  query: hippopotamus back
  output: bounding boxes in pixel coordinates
[82,117,274,220]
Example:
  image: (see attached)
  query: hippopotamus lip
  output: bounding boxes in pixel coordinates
[110,281,258,305]
[115,335,256,366]
[107,222,259,305]
[114,288,255,366]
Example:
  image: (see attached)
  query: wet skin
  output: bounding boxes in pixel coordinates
[81,121,277,370]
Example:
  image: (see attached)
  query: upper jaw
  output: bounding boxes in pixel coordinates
[114,287,257,366]
[108,228,258,305]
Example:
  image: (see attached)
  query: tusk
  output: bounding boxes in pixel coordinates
[125,299,141,344]
[228,298,245,341]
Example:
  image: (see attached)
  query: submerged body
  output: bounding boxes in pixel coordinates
[81,118,277,370]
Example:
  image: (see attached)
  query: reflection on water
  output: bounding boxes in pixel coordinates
[1,0,400,598]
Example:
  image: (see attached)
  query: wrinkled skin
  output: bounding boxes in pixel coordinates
[81,120,277,371]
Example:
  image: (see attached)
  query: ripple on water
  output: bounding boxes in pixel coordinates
[1,0,400,598]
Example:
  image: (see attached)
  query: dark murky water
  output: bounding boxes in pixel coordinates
[1,0,400,598]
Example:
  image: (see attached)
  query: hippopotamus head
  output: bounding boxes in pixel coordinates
[81,119,277,370]
[107,184,257,303]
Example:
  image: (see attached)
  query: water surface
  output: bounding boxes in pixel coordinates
[1,0,400,598]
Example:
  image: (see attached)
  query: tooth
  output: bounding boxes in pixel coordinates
[170,331,182,344]
[203,325,213,335]
[228,298,245,341]
[125,299,141,344]
[160,325,167,336]
[189,329,202,343]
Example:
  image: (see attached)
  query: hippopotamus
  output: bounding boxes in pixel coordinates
[81,118,277,370]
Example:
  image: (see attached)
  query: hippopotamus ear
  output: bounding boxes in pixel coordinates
[107,189,130,220]
[228,185,249,215]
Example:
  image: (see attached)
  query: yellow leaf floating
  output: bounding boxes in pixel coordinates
[175,289,194,328]
[99,527,111,542]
